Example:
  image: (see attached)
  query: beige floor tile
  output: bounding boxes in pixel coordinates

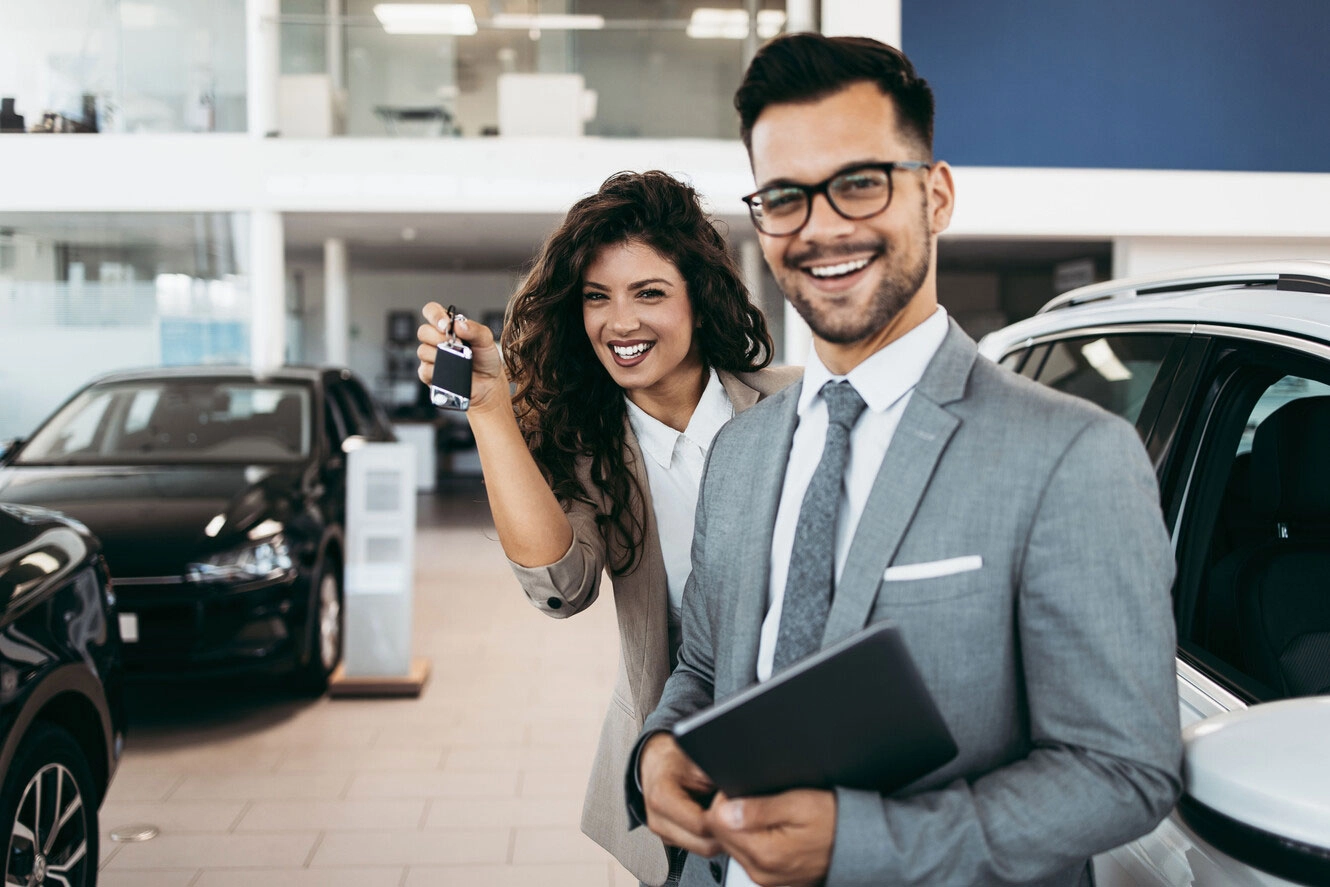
[170,772,352,801]
[311,829,510,867]
[347,770,519,799]
[511,826,618,865]
[424,796,583,829]
[97,870,198,887]
[276,746,445,772]
[237,798,427,832]
[104,833,320,869]
[104,770,186,803]
[193,867,405,886]
[101,800,246,834]
[403,863,611,887]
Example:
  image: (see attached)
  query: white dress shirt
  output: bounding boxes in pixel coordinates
[626,368,734,655]
[726,307,948,887]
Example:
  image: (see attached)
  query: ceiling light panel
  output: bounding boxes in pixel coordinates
[374,3,478,35]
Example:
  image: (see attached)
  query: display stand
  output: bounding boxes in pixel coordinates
[330,441,429,698]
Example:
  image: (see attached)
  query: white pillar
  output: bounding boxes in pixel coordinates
[324,238,349,366]
[821,0,900,47]
[786,0,817,34]
[250,210,286,372]
[326,0,344,91]
[783,303,813,367]
[246,0,280,137]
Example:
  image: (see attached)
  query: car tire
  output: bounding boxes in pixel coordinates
[0,721,99,887]
[295,557,343,696]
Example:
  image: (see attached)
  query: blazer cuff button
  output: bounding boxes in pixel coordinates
[546,597,562,610]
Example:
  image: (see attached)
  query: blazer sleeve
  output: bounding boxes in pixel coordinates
[506,492,608,619]
[826,414,1183,886]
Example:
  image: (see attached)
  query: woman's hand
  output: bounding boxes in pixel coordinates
[417,302,509,415]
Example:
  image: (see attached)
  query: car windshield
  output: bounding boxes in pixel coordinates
[18,380,312,464]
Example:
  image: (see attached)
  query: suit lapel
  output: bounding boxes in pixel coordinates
[726,382,801,691]
[821,321,977,647]
[619,421,667,716]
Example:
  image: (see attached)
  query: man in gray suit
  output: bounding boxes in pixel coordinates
[625,33,1182,887]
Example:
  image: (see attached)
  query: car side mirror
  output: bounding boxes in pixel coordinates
[1178,698,1330,884]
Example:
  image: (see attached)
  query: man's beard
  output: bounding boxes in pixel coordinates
[780,203,932,345]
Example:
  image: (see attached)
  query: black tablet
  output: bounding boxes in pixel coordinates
[671,621,957,798]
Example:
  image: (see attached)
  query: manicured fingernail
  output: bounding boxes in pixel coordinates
[721,801,743,829]
[455,314,467,329]
[438,319,450,332]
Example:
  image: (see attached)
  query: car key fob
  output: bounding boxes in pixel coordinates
[429,305,472,411]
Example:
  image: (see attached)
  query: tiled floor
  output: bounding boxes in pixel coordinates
[98,482,638,887]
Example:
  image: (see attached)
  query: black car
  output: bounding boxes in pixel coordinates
[0,502,124,887]
[0,366,395,693]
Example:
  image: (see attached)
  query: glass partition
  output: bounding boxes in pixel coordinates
[0,213,251,439]
[276,0,787,139]
[0,0,247,133]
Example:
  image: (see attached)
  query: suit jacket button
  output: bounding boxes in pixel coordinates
[546,597,562,610]
[709,860,723,881]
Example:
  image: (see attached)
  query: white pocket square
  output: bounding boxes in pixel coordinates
[883,555,983,581]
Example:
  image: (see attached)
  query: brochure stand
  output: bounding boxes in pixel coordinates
[330,441,430,697]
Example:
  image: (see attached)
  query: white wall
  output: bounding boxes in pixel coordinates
[291,263,521,399]
[1113,237,1330,277]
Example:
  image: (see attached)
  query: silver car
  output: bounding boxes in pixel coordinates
[979,261,1330,887]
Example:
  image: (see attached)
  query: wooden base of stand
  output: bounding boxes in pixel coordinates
[328,657,431,698]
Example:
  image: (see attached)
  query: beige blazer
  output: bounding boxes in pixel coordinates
[507,366,800,885]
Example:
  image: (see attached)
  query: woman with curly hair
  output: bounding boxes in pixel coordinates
[416,170,798,885]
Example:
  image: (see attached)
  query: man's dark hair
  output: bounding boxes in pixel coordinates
[734,33,935,156]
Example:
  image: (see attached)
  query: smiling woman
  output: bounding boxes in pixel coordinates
[415,170,798,885]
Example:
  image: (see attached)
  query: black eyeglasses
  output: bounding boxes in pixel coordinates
[741,161,932,237]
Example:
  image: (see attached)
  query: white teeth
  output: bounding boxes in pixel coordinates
[808,257,871,278]
[612,343,652,358]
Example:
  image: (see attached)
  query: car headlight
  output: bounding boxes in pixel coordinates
[187,534,295,584]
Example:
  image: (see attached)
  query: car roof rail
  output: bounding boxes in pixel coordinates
[1038,260,1330,314]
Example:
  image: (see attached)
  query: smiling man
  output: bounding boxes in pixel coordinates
[625,34,1183,887]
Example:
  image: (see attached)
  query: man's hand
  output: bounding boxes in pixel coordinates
[706,789,836,887]
[639,733,721,857]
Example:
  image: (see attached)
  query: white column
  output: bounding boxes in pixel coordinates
[246,0,280,137]
[326,0,344,90]
[324,238,349,366]
[785,0,817,34]
[821,0,901,47]
[250,210,286,372]
[740,237,765,311]
[784,303,812,367]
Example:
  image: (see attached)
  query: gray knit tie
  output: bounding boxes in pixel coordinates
[772,380,868,672]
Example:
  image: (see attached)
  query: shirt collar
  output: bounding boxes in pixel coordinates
[797,306,950,416]
[626,368,734,469]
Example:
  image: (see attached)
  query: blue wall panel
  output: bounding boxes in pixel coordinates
[901,0,1330,171]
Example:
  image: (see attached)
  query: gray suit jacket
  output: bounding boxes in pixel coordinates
[508,366,801,885]
[629,322,1182,886]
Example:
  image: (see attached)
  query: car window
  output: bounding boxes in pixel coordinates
[1173,350,1330,703]
[1032,334,1176,425]
[18,381,311,464]
[327,380,370,439]
[22,388,115,459]
[325,393,349,451]
[342,377,384,438]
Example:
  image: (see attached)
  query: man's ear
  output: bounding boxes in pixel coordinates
[928,161,956,236]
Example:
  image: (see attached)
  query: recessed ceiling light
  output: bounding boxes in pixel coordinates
[374,3,478,36]
[489,14,606,30]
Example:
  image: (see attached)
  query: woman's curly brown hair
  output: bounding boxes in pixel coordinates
[502,170,774,575]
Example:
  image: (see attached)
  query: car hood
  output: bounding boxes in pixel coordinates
[0,464,306,577]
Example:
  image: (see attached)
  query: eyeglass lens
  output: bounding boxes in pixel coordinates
[752,168,895,235]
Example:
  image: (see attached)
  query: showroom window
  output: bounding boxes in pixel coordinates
[0,0,246,133]
[0,213,251,440]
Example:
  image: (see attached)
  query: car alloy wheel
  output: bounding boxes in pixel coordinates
[1,725,95,887]
[318,569,342,672]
